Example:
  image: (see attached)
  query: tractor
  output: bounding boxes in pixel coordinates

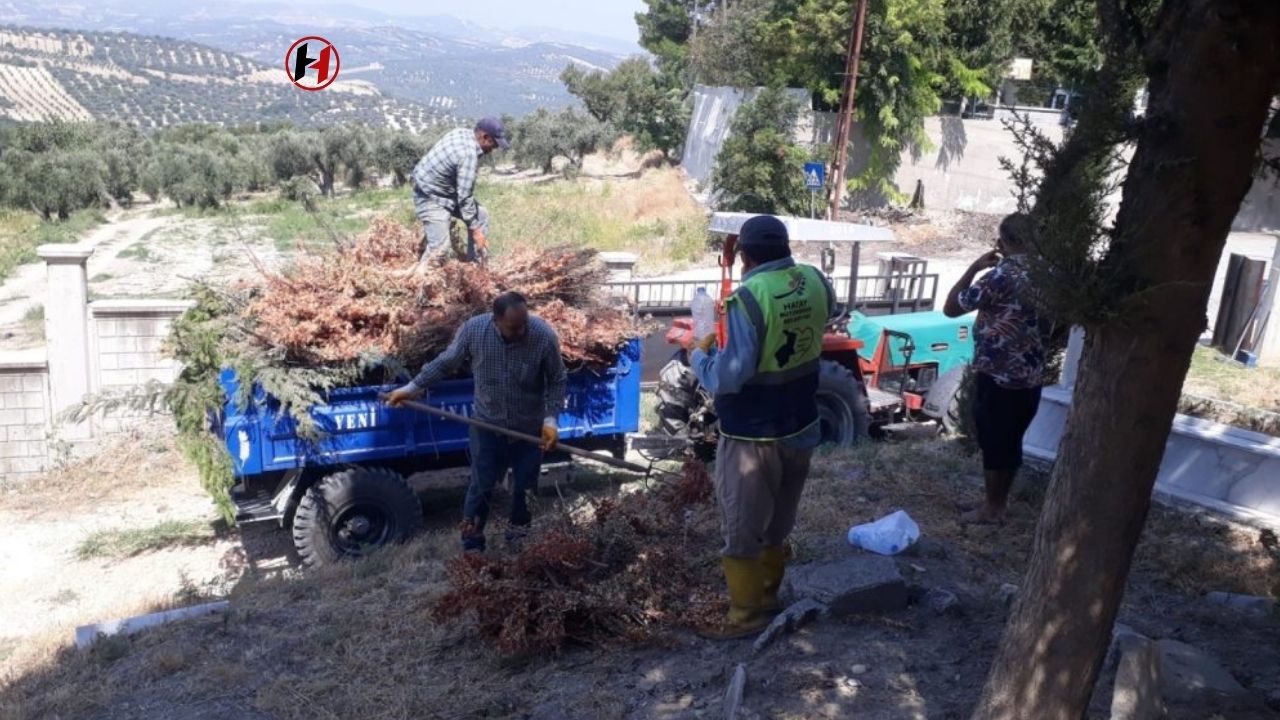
[656,213,975,454]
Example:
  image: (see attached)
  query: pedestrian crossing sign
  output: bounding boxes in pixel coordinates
[804,162,826,191]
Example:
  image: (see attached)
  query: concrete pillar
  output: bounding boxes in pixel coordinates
[598,252,639,282]
[1059,326,1086,390]
[37,244,93,438]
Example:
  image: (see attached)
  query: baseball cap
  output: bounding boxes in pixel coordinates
[476,117,510,149]
[738,215,790,251]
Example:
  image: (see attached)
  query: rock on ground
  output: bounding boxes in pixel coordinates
[1157,639,1247,703]
[923,588,962,617]
[1204,591,1277,617]
[782,556,908,617]
[724,663,747,720]
[1110,635,1165,720]
[752,598,828,654]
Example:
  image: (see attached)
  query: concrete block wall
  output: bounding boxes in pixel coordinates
[0,352,51,479]
[90,300,191,391]
[88,300,192,434]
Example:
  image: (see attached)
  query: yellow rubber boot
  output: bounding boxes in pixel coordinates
[760,545,787,614]
[698,556,771,640]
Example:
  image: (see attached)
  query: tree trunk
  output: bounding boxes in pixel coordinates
[972,1,1280,719]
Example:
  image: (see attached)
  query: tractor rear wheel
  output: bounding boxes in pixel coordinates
[656,357,699,435]
[292,467,424,567]
[655,357,717,459]
[816,360,871,447]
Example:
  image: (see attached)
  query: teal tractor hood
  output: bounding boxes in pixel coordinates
[849,310,976,375]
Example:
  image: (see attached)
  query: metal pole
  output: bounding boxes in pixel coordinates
[847,241,861,313]
[394,399,652,475]
[826,0,869,220]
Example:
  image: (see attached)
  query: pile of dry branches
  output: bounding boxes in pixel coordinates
[244,218,646,369]
[433,460,724,654]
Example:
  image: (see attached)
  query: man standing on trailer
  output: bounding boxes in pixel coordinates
[411,117,509,263]
[943,213,1048,524]
[384,292,566,551]
[688,215,837,639]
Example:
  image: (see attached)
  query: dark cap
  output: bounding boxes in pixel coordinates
[476,117,510,149]
[738,215,790,251]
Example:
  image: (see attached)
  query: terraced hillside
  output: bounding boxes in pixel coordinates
[0,1,630,118]
[223,26,624,118]
[0,26,444,129]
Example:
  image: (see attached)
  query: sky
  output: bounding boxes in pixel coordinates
[312,0,647,42]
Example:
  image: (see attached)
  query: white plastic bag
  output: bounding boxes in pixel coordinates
[847,510,920,556]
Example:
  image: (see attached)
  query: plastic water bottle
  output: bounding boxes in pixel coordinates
[691,287,716,341]
[847,510,921,556]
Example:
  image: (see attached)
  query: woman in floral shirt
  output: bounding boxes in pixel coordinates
[944,213,1045,524]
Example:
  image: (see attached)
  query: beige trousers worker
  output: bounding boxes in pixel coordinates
[714,435,813,558]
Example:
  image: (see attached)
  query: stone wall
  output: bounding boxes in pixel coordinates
[87,300,191,435]
[0,243,195,483]
[90,300,189,391]
[0,352,50,479]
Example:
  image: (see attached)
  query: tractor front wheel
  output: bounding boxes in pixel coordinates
[816,360,871,447]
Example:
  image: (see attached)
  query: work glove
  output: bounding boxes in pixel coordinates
[471,227,489,253]
[382,386,425,408]
[540,422,559,452]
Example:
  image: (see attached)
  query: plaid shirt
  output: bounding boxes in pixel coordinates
[406,314,567,432]
[958,255,1047,390]
[411,127,483,229]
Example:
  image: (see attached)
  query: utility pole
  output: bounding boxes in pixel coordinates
[826,0,868,220]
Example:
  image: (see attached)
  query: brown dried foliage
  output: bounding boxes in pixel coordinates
[243,218,646,369]
[433,460,723,654]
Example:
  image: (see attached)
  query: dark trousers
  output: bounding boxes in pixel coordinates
[972,372,1043,472]
[462,426,542,550]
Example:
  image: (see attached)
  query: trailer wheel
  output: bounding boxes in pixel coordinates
[816,360,871,447]
[292,467,424,567]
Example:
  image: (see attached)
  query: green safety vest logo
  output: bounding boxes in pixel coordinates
[771,269,808,300]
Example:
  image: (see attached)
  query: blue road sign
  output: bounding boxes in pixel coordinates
[804,162,826,191]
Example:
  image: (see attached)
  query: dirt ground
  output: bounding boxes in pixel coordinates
[1,431,1276,720]
[0,203,288,350]
[0,425,283,665]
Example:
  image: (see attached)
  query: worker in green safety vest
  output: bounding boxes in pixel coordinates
[688,214,837,639]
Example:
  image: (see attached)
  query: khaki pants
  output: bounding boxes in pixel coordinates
[714,436,813,558]
[414,194,489,261]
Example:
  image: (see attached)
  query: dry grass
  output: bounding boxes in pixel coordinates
[483,167,710,273]
[0,418,184,514]
[796,439,1280,598]
[1183,344,1280,412]
[2,437,1276,719]
[0,533,468,720]
[792,440,1042,587]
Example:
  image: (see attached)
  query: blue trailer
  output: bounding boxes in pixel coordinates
[216,340,643,565]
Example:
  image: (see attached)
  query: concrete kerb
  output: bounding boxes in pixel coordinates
[75,600,230,650]
[1025,381,1280,528]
